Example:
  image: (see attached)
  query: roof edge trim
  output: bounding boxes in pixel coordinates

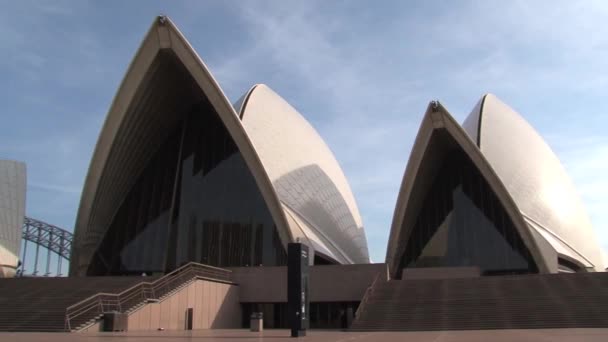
[237,84,260,120]
[282,201,355,264]
[476,94,488,147]
[522,212,595,267]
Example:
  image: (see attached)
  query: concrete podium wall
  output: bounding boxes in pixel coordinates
[130,280,240,331]
[230,263,386,303]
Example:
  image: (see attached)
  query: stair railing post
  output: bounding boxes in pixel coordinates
[65,313,71,331]
[386,263,390,281]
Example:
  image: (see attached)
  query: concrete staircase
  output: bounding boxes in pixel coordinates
[73,277,197,331]
[351,272,608,331]
[0,276,153,332]
[0,262,232,332]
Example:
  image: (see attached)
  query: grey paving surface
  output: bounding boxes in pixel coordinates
[1,329,608,342]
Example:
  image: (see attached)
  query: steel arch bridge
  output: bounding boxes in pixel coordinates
[19,217,73,277]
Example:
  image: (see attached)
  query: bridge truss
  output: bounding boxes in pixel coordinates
[19,217,73,277]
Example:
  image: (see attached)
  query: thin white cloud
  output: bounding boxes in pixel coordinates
[207,0,608,261]
[218,2,423,261]
[3,1,608,263]
[28,182,81,195]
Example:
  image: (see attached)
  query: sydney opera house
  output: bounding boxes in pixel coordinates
[0,160,26,278]
[1,15,606,333]
[70,15,604,278]
[386,97,605,279]
[69,16,369,276]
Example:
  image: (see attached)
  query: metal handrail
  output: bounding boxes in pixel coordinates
[65,262,231,331]
[354,271,382,320]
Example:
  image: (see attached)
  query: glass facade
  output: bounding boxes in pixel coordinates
[88,101,286,275]
[398,150,538,276]
[242,302,359,329]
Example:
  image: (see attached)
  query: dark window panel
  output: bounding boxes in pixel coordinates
[399,150,538,276]
[87,90,286,275]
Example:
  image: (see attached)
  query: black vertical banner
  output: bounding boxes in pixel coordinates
[288,243,309,337]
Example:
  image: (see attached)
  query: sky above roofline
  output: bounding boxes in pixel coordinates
[1,1,607,265]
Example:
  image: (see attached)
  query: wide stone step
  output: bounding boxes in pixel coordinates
[0,276,152,332]
[351,273,608,331]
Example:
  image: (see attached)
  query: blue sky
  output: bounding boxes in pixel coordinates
[1,1,607,265]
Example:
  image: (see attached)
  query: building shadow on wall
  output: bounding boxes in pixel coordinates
[210,284,241,329]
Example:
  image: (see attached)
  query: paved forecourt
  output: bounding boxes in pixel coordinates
[1,328,608,341]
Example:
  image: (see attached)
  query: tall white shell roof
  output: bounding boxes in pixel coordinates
[463,94,604,271]
[239,85,369,264]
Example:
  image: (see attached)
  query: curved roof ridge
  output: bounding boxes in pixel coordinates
[462,93,490,147]
[234,84,260,119]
